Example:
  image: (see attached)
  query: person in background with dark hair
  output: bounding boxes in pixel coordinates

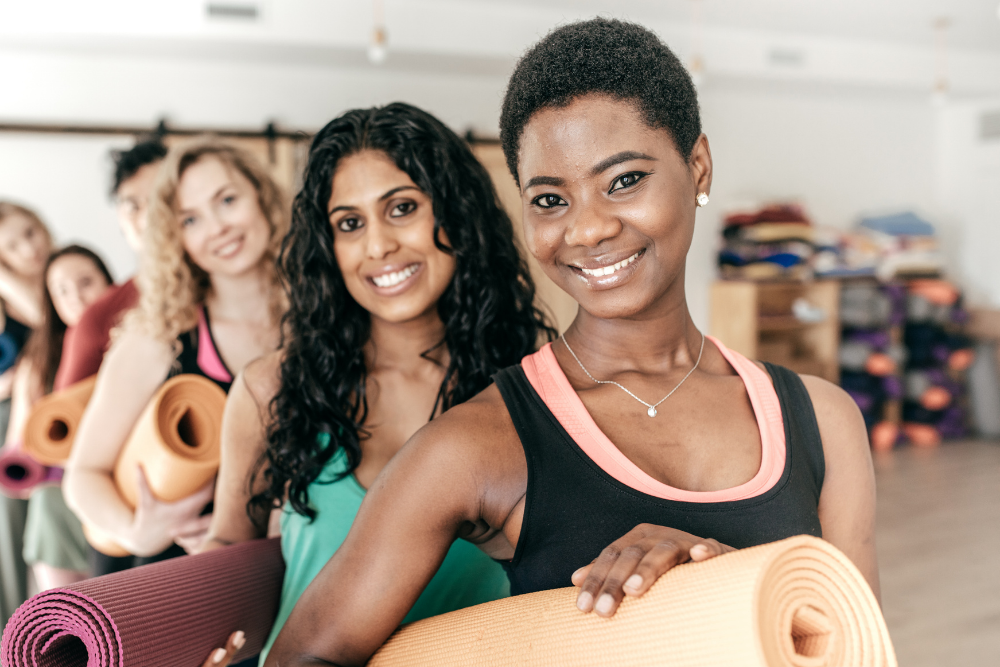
[53,139,166,391]
[6,246,113,590]
[263,19,878,667]
[200,102,555,667]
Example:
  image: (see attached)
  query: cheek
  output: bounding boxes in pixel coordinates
[332,239,363,283]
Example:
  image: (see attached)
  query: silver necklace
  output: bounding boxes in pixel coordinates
[560,332,706,418]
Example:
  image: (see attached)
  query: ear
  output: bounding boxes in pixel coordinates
[689,134,713,198]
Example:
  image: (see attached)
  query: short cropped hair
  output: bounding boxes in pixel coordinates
[499,18,701,185]
[110,139,168,196]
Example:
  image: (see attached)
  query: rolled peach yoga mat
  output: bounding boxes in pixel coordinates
[369,535,896,667]
[85,374,227,557]
[23,375,97,466]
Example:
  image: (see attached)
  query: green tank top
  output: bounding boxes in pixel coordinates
[259,439,510,663]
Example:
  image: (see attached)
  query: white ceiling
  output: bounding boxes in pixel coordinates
[480,0,1000,53]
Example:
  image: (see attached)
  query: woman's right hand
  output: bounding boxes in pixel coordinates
[121,465,216,557]
[200,631,245,667]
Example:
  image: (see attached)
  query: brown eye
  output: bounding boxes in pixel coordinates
[390,201,416,217]
[337,216,363,233]
[609,172,648,193]
[532,194,566,209]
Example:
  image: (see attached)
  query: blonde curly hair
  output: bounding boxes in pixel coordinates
[127,136,288,344]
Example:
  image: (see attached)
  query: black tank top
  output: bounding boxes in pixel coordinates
[170,319,233,394]
[493,361,824,596]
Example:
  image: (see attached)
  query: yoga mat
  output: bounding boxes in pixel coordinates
[369,535,895,667]
[85,374,227,557]
[0,442,60,498]
[23,376,97,466]
[1,537,283,667]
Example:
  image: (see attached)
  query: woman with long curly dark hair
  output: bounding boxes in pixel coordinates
[199,102,555,665]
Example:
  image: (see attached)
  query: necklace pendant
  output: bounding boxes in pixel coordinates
[647,406,657,418]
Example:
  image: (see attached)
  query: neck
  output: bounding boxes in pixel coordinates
[204,264,271,323]
[367,308,448,375]
[564,277,701,374]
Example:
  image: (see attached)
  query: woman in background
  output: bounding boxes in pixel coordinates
[64,138,287,575]
[0,202,52,625]
[200,103,554,667]
[8,245,113,590]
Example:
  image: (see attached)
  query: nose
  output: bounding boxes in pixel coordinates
[365,219,400,260]
[563,200,623,248]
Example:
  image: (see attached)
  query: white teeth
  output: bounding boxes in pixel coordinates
[580,251,641,277]
[372,264,419,288]
[217,240,240,256]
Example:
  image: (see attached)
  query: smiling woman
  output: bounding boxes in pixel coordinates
[63,137,287,576]
[261,18,879,667]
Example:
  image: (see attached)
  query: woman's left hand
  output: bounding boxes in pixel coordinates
[570,524,733,617]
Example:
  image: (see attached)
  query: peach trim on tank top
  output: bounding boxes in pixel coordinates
[520,335,785,503]
[197,307,234,384]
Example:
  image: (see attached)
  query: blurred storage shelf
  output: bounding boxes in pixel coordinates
[710,280,841,383]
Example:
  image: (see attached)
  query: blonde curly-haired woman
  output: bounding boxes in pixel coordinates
[64,137,287,576]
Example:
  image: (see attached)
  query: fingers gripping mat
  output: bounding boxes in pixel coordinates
[368,535,896,667]
[2,538,283,667]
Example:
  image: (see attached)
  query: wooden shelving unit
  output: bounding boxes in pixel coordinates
[710,280,841,383]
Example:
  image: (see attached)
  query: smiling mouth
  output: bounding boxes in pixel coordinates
[371,263,420,288]
[215,237,243,258]
[577,250,643,277]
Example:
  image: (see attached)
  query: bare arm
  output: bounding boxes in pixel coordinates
[265,395,520,667]
[199,352,281,552]
[63,330,209,556]
[803,374,881,602]
[4,359,43,445]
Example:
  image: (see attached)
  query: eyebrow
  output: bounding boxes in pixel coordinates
[522,151,657,190]
[590,150,657,176]
[177,184,232,215]
[328,185,422,216]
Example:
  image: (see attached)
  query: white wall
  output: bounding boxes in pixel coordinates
[687,81,939,328]
[0,133,137,280]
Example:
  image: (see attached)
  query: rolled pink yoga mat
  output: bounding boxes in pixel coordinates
[2,538,283,667]
[0,441,59,498]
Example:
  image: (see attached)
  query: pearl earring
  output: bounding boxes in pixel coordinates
[696,192,710,207]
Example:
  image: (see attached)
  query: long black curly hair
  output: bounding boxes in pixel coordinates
[252,102,556,520]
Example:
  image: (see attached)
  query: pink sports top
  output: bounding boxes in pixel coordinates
[520,335,785,502]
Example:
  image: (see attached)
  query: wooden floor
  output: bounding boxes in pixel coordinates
[874,439,1000,666]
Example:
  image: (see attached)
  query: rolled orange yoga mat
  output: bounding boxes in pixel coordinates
[23,375,97,466]
[369,535,896,667]
[85,374,227,557]
[2,538,283,667]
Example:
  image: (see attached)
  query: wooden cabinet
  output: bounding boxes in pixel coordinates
[710,280,840,382]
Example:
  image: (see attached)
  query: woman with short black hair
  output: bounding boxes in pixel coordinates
[265,19,878,667]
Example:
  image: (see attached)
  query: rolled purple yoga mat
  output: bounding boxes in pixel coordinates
[0,442,59,498]
[2,538,283,667]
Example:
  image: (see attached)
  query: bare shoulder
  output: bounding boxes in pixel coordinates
[798,374,866,430]
[384,384,522,496]
[410,384,517,461]
[239,350,283,411]
[798,374,872,470]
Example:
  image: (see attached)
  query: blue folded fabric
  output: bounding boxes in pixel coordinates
[859,212,935,237]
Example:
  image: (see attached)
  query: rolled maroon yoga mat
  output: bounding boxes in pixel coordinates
[2,537,283,667]
[0,441,60,498]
